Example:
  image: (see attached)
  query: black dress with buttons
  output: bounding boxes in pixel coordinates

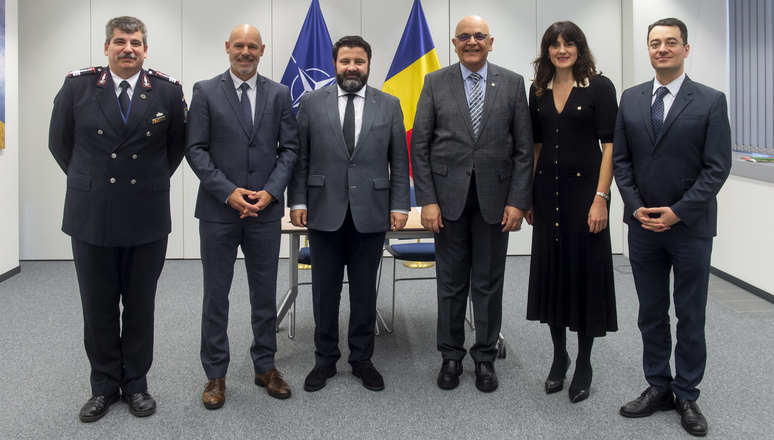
[526,75,618,337]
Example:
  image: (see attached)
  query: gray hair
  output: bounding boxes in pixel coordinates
[105,16,148,45]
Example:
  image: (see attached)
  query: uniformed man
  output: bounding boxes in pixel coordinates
[48,16,187,422]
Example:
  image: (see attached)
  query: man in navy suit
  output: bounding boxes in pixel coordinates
[186,24,299,409]
[288,36,410,392]
[49,16,187,422]
[613,18,731,437]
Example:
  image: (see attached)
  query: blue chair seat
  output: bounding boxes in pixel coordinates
[298,247,312,265]
[389,243,435,262]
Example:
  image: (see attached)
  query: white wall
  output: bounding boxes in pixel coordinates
[17,0,627,260]
[0,0,19,277]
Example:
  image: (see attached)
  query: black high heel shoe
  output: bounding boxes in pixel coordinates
[544,354,571,394]
[568,364,593,403]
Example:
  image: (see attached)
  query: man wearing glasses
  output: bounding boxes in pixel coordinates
[411,15,532,392]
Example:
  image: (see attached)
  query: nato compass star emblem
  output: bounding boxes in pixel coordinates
[288,60,336,109]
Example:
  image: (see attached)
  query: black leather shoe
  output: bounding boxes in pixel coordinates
[620,386,675,418]
[122,391,156,417]
[352,361,385,391]
[474,361,498,392]
[304,364,337,392]
[79,395,120,423]
[544,354,571,394]
[437,359,463,390]
[676,398,708,437]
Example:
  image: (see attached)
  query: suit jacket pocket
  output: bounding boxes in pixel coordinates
[308,175,325,187]
[373,178,390,189]
[67,174,91,192]
[152,177,171,192]
[431,163,448,176]
[499,167,512,181]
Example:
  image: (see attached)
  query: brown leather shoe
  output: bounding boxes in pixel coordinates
[255,368,291,399]
[202,378,226,410]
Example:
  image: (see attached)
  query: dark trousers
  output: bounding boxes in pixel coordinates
[71,236,168,396]
[199,219,281,379]
[628,227,712,401]
[308,209,386,367]
[435,175,509,362]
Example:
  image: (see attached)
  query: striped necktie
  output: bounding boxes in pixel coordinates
[468,72,483,137]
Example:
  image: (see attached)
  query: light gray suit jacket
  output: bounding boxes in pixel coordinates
[186,70,299,223]
[288,85,410,233]
[411,62,533,224]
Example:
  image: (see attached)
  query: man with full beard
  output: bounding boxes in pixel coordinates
[288,35,410,392]
[186,24,299,409]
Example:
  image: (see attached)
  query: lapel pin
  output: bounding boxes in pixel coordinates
[141,94,147,99]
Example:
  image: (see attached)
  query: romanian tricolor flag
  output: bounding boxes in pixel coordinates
[382,0,441,175]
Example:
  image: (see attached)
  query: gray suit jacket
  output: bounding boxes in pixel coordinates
[612,76,731,237]
[186,70,299,223]
[288,85,410,233]
[411,62,533,224]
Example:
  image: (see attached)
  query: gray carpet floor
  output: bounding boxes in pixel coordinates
[1,255,773,439]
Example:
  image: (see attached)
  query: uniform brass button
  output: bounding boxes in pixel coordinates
[111,153,117,158]
[130,179,137,184]
[146,131,151,137]
[555,223,559,227]
[577,173,581,177]
[109,178,116,183]
[97,130,103,135]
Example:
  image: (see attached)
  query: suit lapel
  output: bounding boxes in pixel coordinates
[353,86,377,159]
[220,70,253,137]
[477,64,500,144]
[448,64,477,140]
[325,87,351,158]
[95,72,125,137]
[659,77,694,143]
[637,83,656,145]
[251,75,268,140]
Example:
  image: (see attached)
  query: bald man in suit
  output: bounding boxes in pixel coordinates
[411,15,533,393]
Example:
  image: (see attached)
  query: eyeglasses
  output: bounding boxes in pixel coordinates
[456,33,490,42]
[649,40,686,50]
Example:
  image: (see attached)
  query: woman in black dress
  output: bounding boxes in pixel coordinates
[525,21,618,403]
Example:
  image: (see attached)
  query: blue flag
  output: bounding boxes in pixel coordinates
[280,0,336,114]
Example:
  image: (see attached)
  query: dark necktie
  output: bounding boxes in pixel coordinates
[468,72,483,137]
[240,82,253,130]
[118,80,130,121]
[651,86,669,139]
[343,94,356,156]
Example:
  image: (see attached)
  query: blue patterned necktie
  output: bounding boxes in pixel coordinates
[240,82,253,130]
[651,86,669,138]
[468,72,483,137]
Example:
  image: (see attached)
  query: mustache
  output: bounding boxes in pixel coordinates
[118,52,138,60]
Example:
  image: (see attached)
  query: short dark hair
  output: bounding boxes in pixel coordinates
[647,18,688,45]
[332,36,372,62]
[105,16,148,45]
[531,21,599,97]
